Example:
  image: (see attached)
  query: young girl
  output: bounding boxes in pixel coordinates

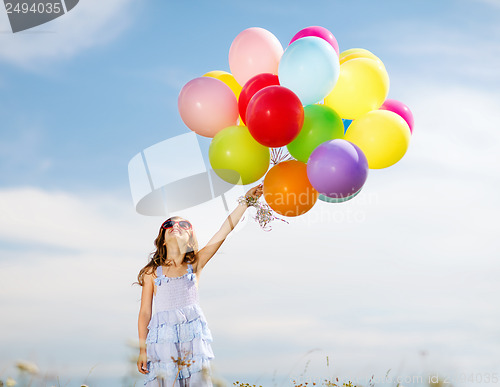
[136,184,263,386]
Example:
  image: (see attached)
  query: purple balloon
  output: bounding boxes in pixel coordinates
[307,139,368,198]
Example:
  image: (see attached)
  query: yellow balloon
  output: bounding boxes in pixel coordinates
[344,110,411,169]
[339,48,368,59]
[324,58,390,120]
[203,71,242,99]
[340,50,384,67]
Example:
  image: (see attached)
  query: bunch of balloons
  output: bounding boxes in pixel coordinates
[177,26,414,218]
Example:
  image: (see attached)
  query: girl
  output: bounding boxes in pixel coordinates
[136,184,263,386]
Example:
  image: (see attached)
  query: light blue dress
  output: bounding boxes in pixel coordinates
[145,264,214,386]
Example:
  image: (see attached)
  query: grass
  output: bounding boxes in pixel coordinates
[234,380,358,387]
[1,348,448,387]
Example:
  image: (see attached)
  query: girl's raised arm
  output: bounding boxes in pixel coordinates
[196,184,263,270]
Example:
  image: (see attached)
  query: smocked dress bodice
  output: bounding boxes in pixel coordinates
[154,265,199,311]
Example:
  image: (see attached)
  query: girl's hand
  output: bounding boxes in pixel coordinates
[137,353,149,374]
[245,184,263,200]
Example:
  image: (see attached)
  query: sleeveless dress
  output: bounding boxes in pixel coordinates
[145,264,214,387]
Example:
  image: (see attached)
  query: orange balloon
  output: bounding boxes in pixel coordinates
[263,160,318,217]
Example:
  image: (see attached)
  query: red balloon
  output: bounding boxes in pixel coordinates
[246,86,304,148]
[238,73,280,125]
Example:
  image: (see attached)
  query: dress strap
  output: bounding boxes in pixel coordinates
[156,266,163,277]
[187,264,193,274]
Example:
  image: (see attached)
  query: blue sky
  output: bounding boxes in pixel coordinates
[1,0,499,386]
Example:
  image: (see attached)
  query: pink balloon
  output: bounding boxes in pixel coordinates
[380,99,414,133]
[289,26,339,56]
[229,27,284,86]
[178,77,238,138]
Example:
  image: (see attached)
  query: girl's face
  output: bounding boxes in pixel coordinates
[162,217,192,244]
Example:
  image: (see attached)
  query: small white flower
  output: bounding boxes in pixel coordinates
[14,361,39,375]
[6,377,17,387]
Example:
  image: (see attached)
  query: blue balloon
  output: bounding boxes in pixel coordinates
[319,188,361,203]
[342,118,353,134]
[278,36,340,106]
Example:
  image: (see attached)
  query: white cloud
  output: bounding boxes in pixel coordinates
[0,188,149,381]
[0,185,253,256]
[382,81,500,183]
[381,16,500,86]
[0,0,137,69]
[0,187,156,254]
[1,151,499,382]
[0,125,55,181]
[473,0,500,9]
[197,190,500,377]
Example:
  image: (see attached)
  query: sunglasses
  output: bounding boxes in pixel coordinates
[161,219,192,230]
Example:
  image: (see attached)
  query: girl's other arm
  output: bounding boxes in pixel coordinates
[137,273,153,374]
[196,184,263,270]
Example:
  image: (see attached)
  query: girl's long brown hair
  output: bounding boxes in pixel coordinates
[136,217,199,286]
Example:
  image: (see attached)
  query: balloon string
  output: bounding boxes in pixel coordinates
[271,147,293,165]
[238,196,288,231]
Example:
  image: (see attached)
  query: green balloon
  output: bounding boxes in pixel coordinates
[209,125,270,185]
[287,104,344,162]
